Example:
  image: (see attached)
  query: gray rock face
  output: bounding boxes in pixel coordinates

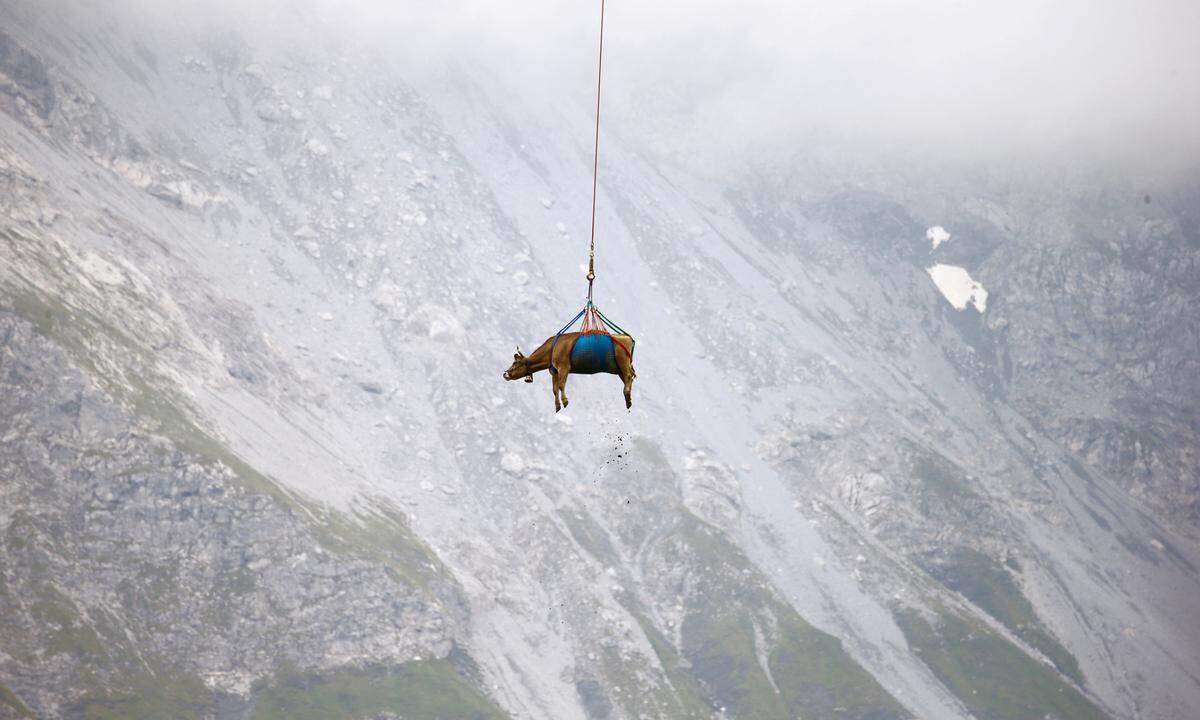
[0,30,55,120]
[1,1,1198,719]
[0,312,463,715]
[980,189,1200,532]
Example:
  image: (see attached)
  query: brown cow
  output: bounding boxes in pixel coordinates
[503,332,636,412]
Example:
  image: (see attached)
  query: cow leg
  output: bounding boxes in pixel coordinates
[613,343,635,410]
[555,363,571,410]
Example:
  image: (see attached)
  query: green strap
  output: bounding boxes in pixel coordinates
[594,306,635,350]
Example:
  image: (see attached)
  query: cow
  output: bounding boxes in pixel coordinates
[503,332,636,412]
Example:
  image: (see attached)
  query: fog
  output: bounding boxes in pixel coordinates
[119,0,1200,175]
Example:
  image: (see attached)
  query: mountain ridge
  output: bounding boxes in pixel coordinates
[2,2,1198,718]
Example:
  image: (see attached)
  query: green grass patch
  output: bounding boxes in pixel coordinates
[682,608,788,718]
[29,588,106,661]
[676,514,909,720]
[925,547,1082,683]
[249,661,508,720]
[0,682,35,718]
[559,507,620,567]
[68,661,509,720]
[900,440,980,509]
[311,505,446,591]
[70,674,217,720]
[769,618,905,719]
[633,614,713,719]
[895,607,1108,720]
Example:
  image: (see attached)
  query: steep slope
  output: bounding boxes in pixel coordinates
[0,308,491,718]
[2,2,1198,719]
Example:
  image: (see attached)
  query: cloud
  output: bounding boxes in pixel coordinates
[601,0,1200,173]
[106,0,1200,174]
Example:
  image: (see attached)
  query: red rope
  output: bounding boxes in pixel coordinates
[586,0,605,300]
[569,2,633,367]
[580,305,632,360]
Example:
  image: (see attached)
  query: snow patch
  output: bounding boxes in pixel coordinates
[926,226,951,250]
[926,264,987,312]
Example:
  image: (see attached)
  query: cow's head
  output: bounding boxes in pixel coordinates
[503,347,534,382]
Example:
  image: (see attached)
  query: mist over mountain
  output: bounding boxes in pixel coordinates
[2,1,1198,719]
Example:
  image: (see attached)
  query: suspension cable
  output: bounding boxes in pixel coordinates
[586,0,605,302]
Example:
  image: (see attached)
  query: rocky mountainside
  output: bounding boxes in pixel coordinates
[2,2,1198,719]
